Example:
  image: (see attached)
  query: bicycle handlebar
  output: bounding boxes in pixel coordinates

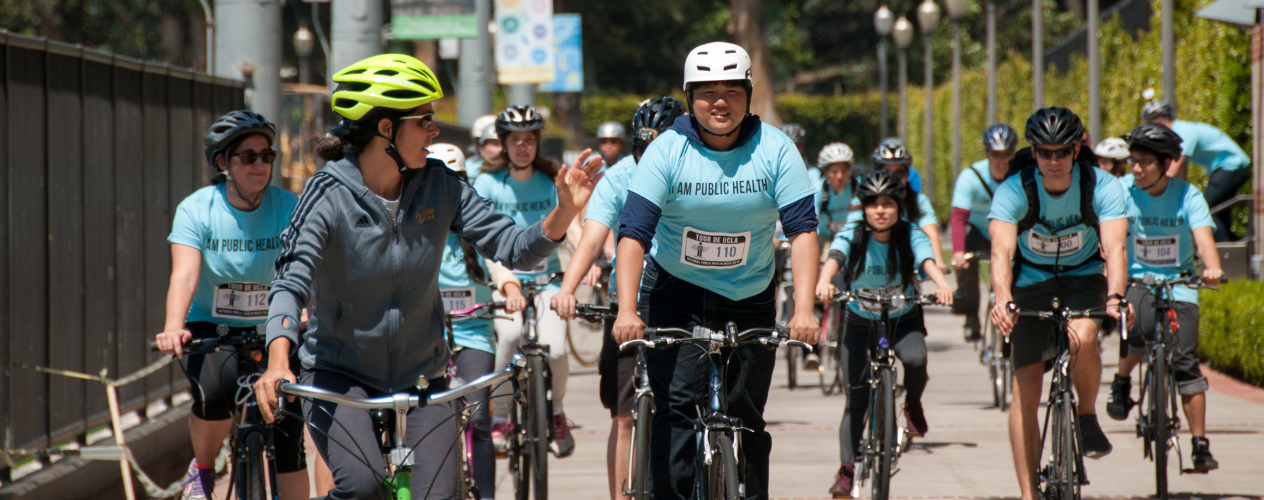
[575,303,618,323]
[1128,273,1214,291]
[832,290,943,307]
[447,301,506,319]
[278,353,527,412]
[1005,301,1111,320]
[149,333,265,356]
[618,325,813,353]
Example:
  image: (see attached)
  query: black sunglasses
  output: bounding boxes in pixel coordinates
[230,149,278,165]
[1034,147,1074,160]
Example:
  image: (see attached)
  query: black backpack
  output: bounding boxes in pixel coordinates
[1010,160,1102,276]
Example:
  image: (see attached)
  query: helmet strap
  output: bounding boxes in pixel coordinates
[226,171,267,211]
[377,116,408,173]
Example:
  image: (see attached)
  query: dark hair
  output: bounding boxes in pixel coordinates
[314,107,411,162]
[875,164,923,223]
[846,219,917,292]
[211,133,270,185]
[1128,144,1175,164]
[449,169,488,284]
[485,129,560,180]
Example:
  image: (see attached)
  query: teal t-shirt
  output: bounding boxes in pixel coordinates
[1123,178,1215,304]
[1170,119,1250,172]
[807,166,823,190]
[830,225,936,319]
[473,168,562,288]
[586,156,638,297]
[628,123,817,301]
[988,165,1128,287]
[168,184,298,327]
[951,159,1002,239]
[817,179,856,236]
[438,234,497,354]
[845,192,938,232]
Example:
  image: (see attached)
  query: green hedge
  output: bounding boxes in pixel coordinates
[1199,281,1264,386]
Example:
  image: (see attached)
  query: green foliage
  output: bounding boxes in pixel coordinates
[0,0,203,61]
[776,92,888,162]
[1199,281,1264,386]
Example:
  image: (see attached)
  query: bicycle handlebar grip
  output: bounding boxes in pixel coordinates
[149,341,160,352]
[1118,298,1129,341]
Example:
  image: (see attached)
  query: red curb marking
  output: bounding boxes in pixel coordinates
[1203,363,1264,405]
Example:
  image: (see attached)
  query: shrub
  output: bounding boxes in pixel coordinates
[1198,281,1264,386]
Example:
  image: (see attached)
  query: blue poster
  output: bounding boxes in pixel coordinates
[540,14,583,92]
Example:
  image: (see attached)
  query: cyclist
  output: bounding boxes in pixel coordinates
[611,41,820,500]
[1143,99,1251,241]
[814,170,952,498]
[466,113,499,172]
[598,120,629,166]
[252,53,603,499]
[476,104,588,458]
[949,124,1016,341]
[1094,137,1131,178]
[988,107,1132,500]
[816,142,858,239]
[430,143,530,498]
[153,110,308,500]
[551,96,687,500]
[858,138,948,273]
[1104,122,1223,472]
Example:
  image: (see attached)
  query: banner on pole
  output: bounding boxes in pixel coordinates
[392,0,478,40]
[539,14,582,92]
[494,0,555,84]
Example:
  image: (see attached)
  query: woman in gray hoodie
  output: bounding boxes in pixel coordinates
[252,53,603,499]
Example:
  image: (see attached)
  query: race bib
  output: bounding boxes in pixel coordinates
[440,287,477,312]
[680,227,751,269]
[855,286,905,314]
[1027,231,1084,258]
[1134,236,1180,267]
[211,283,270,320]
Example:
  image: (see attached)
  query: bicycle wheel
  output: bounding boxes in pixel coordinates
[630,393,653,500]
[456,412,474,500]
[527,354,550,500]
[706,433,740,500]
[872,368,896,500]
[238,431,267,500]
[819,305,837,395]
[1152,344,1169,500]
[1046,390,1079,500]
[509,394,530,500]
[566,329,599,368]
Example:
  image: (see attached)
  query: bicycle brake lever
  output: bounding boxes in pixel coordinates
[782,340,814,352]
[618,339,653,351]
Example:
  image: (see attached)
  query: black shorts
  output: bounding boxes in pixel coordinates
[1010,274,1107,369]
[598,313,636,418]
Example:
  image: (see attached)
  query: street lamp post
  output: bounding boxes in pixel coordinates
[293,26,317,188]
[1088,0,1100,142]
[294,26,315,85]
[1033,0,1044,110]
[894,17,914,143]
[918,0,941,198]
[947,0,966,181]
[875,6,896,140]
[986,0,997,124]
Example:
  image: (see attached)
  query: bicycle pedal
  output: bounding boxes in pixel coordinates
[1181,468,1210,475]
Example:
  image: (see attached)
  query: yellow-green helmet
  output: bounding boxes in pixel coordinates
[331,54,443,121]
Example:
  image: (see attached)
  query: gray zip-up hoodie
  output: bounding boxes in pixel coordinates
[266,152,560,393]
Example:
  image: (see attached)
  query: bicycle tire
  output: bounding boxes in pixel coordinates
[527,354,550,500]
[1046,388,1079,500]
[873,368,896,500]
[566,328,599,368]
[456,412,475,500]
[630,393,653,500]
[819,305,837,395]
[785,344,798,389]
[241,431,267,500]
[1153,344,1169,500]
[1000,359,1012,412]
[509,394,530,500]
[706,433,740,500]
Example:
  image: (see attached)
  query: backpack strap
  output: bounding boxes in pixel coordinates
[968,165,995,199]
[1012,162,1103,278]
[1015,166,1041,234]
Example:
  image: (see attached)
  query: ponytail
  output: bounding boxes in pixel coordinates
[458,239,488,286]
[315,107,411,162]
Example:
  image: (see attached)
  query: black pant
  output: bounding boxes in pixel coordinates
[1204,167,1251,241]
[837,313,929,463]
[452,347,495,498]
[952,228,991,331]
[638,262,778,500]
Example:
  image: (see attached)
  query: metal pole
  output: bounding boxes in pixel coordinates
[1162,0,1175,104]
[312,3,332,90]
[458,0,493,127]
[1032,0,1044,110]
[987,0,997,124]
[331,0,385,75]
[1088,0,1101,142]
[1253,17,1263,277]
[952,21,962,180]
[925,35,935,197]
[215,0,282,185]
[879,40,889,139]
[898,48,908,142]
[199,0,214,74]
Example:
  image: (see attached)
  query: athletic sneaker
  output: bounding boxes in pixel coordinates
[829,463,856,498]
[1105,374,1133,421]
[903,402,928,437]
[491,420,513,456]
[803,353,821,371]
[1191,437,1219,472]
[550,413,576,458]
[1078,415,1113,459]
[180,460,216,500]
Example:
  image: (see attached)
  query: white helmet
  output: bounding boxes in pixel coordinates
[1094,137,1130,160]
[480,123,499,143]
[817,142,855,167]
[428,143,466,172]
[471,114,497,142]
[682,42,753,91]
[597,121,626,140]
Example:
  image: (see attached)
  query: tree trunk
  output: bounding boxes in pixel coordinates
[413,41,439,74]
[729,0,780,125]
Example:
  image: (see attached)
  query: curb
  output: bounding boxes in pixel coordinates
[1202,363,1264,405]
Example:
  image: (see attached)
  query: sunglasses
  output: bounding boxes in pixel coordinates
[230,149,278,165]
[1131,157,1161,169]
[400,113,435,129]
[1034,147,1074,160]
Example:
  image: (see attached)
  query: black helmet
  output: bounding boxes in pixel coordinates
[1024,107,1084,146]
[982,123,1018,151]
[1122,122,1183,161]
[1142,100,1175,121]
[856,170,906,203]
[632,97,686,143]
[204,110,276,168]
[495,105,545,138]
[871,138,912,165]
[779,123,806,143]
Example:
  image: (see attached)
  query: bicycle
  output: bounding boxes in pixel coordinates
[775,240,803,390]
[277,355,527,500]
[506,272,567,500]
[566,260,610,368]
[959,251,1010,411]
[573,303,652,500]
[445,301,508,500]
[1124,274,1212,500]
[833,290,939,500]
[1009,299,1115,500]
[150,327,279,500]
[622,323,811,500]
[816,297,846,396]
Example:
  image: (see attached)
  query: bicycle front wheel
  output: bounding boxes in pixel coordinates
[239,431,267,500]
[630,393,653,500]
[527,354,550,500]
[1152,344,1169,500]
[872,368,896,500]
[1047,391,1080,500]
[456,413,474,500]
[706,433,740,500]
[509,396,529,500]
